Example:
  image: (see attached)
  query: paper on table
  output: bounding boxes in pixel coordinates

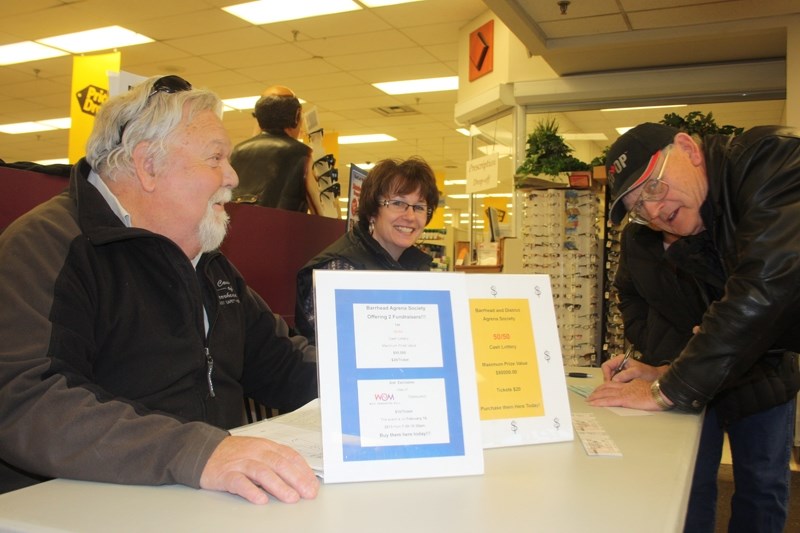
[567,384,594,398]
[571,412,622,457]
[231,399,324,476]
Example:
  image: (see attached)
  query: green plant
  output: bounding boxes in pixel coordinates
[660,111,744,136]
[516,118,590,177]
[590,145,609,167]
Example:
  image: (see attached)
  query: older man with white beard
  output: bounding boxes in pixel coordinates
[0,76,319,505]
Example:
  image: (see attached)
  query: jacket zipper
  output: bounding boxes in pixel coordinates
[205,346,216,398]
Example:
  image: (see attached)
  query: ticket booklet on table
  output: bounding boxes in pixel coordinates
[313,270,484,483]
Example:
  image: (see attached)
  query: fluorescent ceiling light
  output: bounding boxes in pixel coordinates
[0,41,68,65]
[0,121,52,134]
[0,122,57,134]
[338,134,396,144]
[444,179,466,186]
[223,95,306,111]
[35,158,69,165]
[616,127,634,135]
[37,26,152,54]
[38,118,72,129]
[601,104,687,112]
[361,0,423,6]
[456,125,482,137]
[223,96,260,110]
[561,133,608,141]
[350,162,376,169]
[223,0,361,25]
[0,117,71,134]
[373,76,458,95]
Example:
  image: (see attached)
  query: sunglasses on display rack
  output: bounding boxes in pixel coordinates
[320,182,341,198]
[317,168,339,181]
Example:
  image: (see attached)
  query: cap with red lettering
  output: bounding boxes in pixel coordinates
[606,123,678,224]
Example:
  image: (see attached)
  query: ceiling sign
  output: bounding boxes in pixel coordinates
[469,20,494,81]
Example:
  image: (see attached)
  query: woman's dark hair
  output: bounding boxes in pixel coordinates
[357,157,440,228]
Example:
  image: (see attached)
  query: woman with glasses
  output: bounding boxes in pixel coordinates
[295,157,440,344]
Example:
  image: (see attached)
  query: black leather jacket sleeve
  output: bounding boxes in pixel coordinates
[660,127,800,412]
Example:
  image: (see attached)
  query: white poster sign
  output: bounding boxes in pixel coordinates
[314,270,484,483]
[466,153,499,193]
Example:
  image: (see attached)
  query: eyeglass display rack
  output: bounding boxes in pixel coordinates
[518,187,604,367]
[417,228,451,272]
[602,218,627,363]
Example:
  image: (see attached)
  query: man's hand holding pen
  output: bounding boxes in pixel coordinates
[588,351,673,410]
[609,345,634,380]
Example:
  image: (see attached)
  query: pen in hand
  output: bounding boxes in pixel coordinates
[611,345,634,378]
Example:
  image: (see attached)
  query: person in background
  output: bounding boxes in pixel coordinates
[589,123,800,532]
[230,85,322,214]
[294,157,440,344]
[614,222,736,531]
[0,75,319,504]
[614,224,710,367]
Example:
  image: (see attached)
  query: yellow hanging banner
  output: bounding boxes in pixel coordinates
[428,170,446,229]
[68,52,121,163]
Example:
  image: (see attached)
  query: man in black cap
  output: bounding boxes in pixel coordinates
[589,123,800,532]
[230,85,322,214]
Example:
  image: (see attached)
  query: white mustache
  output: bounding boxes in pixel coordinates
[210,188,232,205]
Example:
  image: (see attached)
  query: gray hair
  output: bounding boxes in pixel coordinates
[85,76,223,181]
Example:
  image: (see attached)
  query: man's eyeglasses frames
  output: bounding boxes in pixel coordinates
[627,146,672,225]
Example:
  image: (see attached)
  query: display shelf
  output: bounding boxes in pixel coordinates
[518,187,604,367]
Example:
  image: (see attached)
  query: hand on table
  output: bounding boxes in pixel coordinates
[587,379,663,410]
[200,435,319,504]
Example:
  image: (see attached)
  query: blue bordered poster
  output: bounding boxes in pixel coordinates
[314,270,483,483]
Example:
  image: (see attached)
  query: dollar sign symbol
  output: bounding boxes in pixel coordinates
[553,417,561,430]
[490,285,497,297]
[534,285,541,297]
[511,420,518,433]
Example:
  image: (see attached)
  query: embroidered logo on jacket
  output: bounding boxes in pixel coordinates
[216,279,241,306]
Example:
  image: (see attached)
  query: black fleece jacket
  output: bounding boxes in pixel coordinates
[0,159,317,493]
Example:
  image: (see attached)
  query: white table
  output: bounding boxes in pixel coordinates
[0,369,702,533]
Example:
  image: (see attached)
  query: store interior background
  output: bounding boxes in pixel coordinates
[2,0,797,236]
[2,0,800,476]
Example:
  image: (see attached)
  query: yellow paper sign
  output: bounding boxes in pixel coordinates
[68,52,121,163]
[469,298,544,420]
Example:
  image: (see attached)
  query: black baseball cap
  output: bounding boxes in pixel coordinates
[606,123,678,224]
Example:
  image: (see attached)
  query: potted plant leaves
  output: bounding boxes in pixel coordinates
[515,118,591,189]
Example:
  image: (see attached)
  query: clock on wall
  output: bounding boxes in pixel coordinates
[469,20,494,81]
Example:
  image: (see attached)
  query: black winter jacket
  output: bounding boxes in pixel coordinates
[613,224,710,366]
[294,222,432,343]
[0,159,317,493]
[659,126,800,421]
[230,130,311,211]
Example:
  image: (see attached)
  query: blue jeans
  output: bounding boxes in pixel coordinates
[683,399,796,533]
